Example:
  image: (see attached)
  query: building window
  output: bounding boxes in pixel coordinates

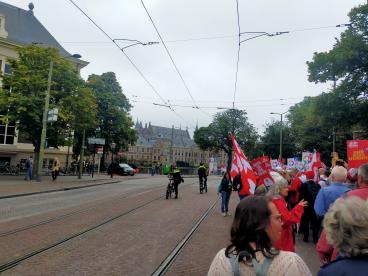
[4,63,11,75]
[0,123,15,144]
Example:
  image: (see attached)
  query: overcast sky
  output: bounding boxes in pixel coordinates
[6,0,366,136]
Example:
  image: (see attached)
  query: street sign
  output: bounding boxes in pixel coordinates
[47,108,58,122]
[88,138,106,145]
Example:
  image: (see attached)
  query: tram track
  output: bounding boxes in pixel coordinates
[151,196,220,276]
[0,181,197,273]
[0,184,165,238]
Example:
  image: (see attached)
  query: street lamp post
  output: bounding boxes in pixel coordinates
[110,142,116,178]
[78,127,86,179]
[270,111,289,160]
[36,54,82,181]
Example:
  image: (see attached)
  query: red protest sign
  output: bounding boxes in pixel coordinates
[347,140,368,168]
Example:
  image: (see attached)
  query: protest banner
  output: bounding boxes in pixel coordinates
[347,140,368,168]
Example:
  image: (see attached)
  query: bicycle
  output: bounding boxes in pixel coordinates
[199,176,208,194]
[165,177,175,199]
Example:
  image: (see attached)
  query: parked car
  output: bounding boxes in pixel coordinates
[128,163,140,173]
[107,163,135,176]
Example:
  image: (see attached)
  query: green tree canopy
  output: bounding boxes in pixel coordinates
[193,109,258,170]
[307,4,368,130]
[86,72,137,167]
[260,120,297,159]
[0,45,97,155]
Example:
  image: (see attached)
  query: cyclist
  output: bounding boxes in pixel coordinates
[198,162,208,192]
[170,166,184,199]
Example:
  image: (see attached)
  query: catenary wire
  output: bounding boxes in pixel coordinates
[233,0,241,109]
[68,0,197,129]
[139,0,212,121]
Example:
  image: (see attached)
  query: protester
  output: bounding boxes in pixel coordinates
[267,171,307,252]
[254,184,267,196]
[318,168,331,188]
[299,171,321,243]
[317,197,368,276]
[314,166,350,217]
[25,156,33,181]
[347,163,368,199]
[208,196,312,275]
[51,157,60,181]
[316,163,368,264]
[217,172,232,216]
[346,168,358,189]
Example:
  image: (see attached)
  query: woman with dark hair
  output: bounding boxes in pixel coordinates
[217,172,232,216]
[208,196,311,275]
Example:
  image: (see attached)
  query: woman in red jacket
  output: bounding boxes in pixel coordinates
[268,172,307,252]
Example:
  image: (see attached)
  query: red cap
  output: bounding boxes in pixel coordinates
[305,171,315,180]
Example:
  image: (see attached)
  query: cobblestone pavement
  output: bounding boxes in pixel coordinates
[1,176,321,275]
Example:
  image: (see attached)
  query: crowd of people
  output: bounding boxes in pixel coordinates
[208,162,368,276]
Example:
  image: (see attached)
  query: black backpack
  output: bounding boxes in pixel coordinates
[232,174,242,191]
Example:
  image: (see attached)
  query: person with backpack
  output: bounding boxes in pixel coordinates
[232,173,248,200]
[299,171,321,243]
[217,172,232,216]
[208,196,312,276]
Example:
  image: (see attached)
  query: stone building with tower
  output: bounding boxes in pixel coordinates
[124,121,227,169]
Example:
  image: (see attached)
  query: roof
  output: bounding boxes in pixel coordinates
[0,1,88,67]
[135,124,196,148]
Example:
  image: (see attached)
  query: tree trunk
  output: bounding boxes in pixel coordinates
[226,150,232,173]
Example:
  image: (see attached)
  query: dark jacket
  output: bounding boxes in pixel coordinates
[172,169,184,184]
[317,255,368,276]
[219,177,232,193]
[198,165,207,177]
[299,180,320,213]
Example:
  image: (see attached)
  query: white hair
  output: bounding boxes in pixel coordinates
[266,171,288,198]
[330,166,347,183]
[324,196,368,257]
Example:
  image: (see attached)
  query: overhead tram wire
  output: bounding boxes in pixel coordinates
[67,0,196,128]
[60,23,352,45]
[233,0,241,110]
[139,0,212,120]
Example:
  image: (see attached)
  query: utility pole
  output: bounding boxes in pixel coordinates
[36,60,53,181]
[78,128,85,179]
[169,125,174,165]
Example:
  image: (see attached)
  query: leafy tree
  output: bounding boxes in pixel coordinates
[0,45,97,173]
[260,120,297,159]
[193,109,258,171]
[87,72,137,169]
[307,3,368,130]
[288,95,353,164]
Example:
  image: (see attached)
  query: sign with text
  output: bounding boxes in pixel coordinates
[88,138,106,145]
[347,140,368,168]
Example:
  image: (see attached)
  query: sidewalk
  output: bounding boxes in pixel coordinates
[0,173,153,199]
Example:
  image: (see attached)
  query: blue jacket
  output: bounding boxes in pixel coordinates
[314,183,350,217]
[317,255,368,276]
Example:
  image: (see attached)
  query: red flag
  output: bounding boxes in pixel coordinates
[251,156,274,187]
[229,134,257,195]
